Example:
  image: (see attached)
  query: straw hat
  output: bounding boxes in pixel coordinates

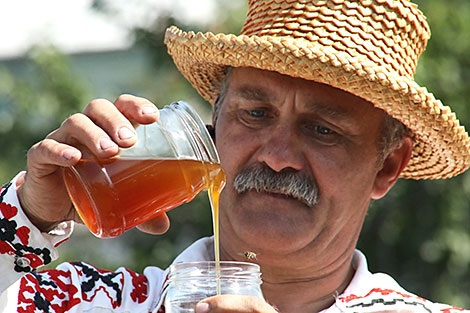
[164,0,470,179]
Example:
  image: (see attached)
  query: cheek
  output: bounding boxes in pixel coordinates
[215,124,255,187]
[307,145,379,204]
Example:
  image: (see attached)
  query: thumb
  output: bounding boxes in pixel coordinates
[136,213,170,234]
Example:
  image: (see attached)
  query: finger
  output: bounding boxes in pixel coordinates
[113,94,160,125]
[83,98,139,148]
[27,138,82,176]
[196,295,277,313]
[48,113,119,158]
[136,213,170,235]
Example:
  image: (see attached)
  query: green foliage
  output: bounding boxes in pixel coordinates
[0,46,91,182]
[0,0,468,309]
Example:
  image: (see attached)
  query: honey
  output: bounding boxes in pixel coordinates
[63,157,225,239]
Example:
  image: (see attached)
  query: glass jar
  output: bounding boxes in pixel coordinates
[62,101,224,238]
[164,261,264,313]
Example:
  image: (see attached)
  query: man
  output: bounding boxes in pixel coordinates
[0,0,468,312]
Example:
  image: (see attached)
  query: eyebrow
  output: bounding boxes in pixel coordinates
[233,85,355,123]
[233,86,274,103]
[306,101,351,121]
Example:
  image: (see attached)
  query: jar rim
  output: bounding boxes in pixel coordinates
[168,261,262,282]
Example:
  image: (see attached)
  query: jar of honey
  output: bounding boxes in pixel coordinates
[62,101,225,238]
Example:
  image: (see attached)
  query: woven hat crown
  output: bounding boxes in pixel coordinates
[240,0,430,80]
[164,0,470,179]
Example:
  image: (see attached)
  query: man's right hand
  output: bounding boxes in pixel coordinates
[16,95,170,234]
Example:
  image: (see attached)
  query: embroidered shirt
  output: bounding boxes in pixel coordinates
[0,175,466,313]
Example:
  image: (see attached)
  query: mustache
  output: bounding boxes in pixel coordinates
[233,164,319,207]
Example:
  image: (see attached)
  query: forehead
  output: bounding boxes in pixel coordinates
[227,67,381,118]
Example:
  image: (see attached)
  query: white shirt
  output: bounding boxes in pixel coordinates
[0,174,466,312]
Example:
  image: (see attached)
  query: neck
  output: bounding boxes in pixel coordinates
[220,243,356,313]
[259,256,355,313]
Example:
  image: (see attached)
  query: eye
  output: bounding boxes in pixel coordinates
[302,123,341,145]
[315,125,334,135]
[237,107,272,129]
[247,109,265,118]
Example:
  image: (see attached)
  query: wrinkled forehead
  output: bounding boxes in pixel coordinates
[226,67,384,119]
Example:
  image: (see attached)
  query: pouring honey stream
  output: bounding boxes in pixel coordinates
[62,101,228,301]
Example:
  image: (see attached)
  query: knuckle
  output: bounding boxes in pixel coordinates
[28,139,54,161]
[61,113,85,128]
[115,94,135,105]
[27,141,41,159]
[85,98,108,112]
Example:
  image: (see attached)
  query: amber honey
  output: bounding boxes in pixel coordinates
[63,157,225,238]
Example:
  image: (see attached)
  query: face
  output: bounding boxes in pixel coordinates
[215,67,389,270]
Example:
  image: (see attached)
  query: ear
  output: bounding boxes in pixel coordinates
[371,136,413,199]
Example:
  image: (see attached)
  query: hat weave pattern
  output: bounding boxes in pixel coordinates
[164,0,470,179]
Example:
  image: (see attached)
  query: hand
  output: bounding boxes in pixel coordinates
[17,94,169,234]
[195,295,278,313]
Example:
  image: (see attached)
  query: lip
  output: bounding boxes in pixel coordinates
[261,191,295,201]
[241,189,308,207]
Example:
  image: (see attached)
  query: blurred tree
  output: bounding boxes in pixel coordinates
[0,46,91,182]
[0,0,468,309]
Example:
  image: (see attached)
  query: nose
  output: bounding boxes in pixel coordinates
[255,124,304,172]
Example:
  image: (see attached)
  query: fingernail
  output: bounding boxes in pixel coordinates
[142,105,157,115]
[62,149,77,160]
[99,138,117,151]
[195,302,210,313]
[118,127,135,140]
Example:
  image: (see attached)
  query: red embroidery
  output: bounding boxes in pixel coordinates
[54,237,69,247]
[441,307,465,313]
[18,270,81,313]
[340,288,416,303]
[16,226,30,245]
[82,285,121,308]
[0,241,15,254]
[71,262,124,309]
[0,202,18,219]
[0,184,50,270]
[129,270,149,303]
[23,253,43,268]
[338,288,465,312]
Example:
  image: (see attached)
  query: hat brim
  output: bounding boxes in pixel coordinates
[164,26,470,179]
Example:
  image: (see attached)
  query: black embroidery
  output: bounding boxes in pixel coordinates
[0,217,17,242]
[0,182,53,272]
[33,291,51,313]
[71,262,123,305]
[0,182,12,202]
[348,298,432,313]
[32,271,58,288]
[0,183,16,243]
[13,243,52,272]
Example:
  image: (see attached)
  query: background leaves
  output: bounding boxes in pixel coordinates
[0,0,468,308]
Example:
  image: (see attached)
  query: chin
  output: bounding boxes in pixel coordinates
[219,189,321,256]
[229,210,315,254]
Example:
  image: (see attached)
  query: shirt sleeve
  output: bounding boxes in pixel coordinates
[0,173,73,293]
[0,174,168,312]
[1,261,167,313]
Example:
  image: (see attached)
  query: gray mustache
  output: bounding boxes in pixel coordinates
[233,165,319,207]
